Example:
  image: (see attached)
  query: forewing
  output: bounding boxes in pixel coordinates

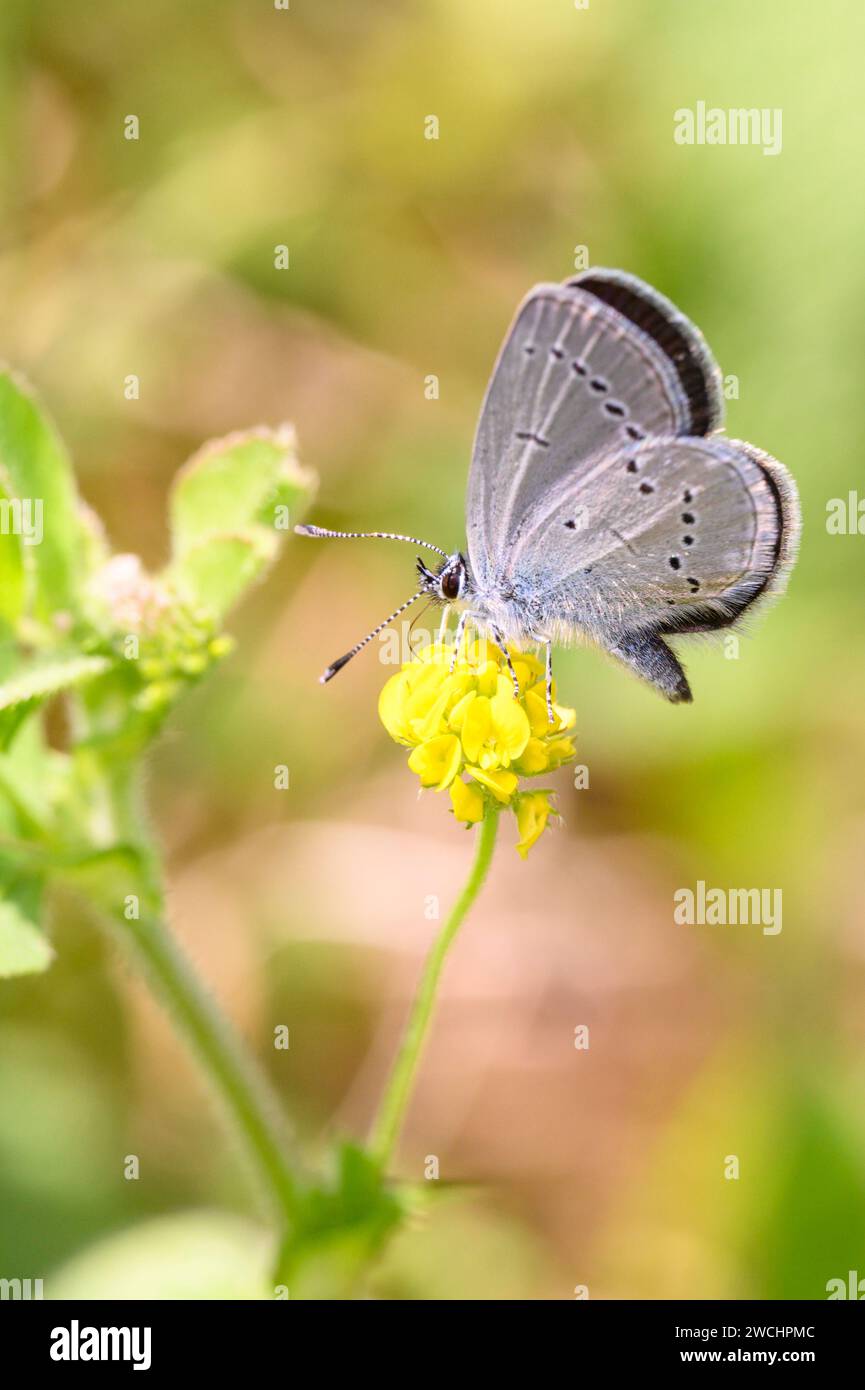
[465,271,723,586]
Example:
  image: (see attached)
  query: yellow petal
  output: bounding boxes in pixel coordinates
[490,681,531,758]
[466,764,518,804]
[545,736,576,768]
[552,700,576,732]
[515,737,550,775]
[449,777,485,824]
[523,685,551,736]
[408,733,462,790]
[411,683,453,742]
[515,791,553,858]
[414,643,447,666]
[403,666,449,734]
[378,671,412,742]
[441,671,475,712]
[466,636,496,668]
[461,695,491,763]
[513,651,543,688]
[475,659,501,697]
[447,689,478,732]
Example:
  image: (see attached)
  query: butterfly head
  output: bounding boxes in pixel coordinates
[416,551,471,604]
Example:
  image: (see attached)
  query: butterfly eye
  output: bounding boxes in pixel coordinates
[441,569,461,600]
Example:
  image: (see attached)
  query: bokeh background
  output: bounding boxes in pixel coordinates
[1,0,864,1300]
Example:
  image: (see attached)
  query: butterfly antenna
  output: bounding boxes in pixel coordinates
[319,591,425,683]
[295,524,448,559]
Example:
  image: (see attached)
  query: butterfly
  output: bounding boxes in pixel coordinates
[297,269,800,718]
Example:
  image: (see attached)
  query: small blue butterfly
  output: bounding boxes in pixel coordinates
[298,269,800,719]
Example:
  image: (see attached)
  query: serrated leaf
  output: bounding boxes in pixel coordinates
[0,370,88,620]
[0,654,111,751]
[169,426,316,555]
[0,899,53,977]
[164,426,316,620]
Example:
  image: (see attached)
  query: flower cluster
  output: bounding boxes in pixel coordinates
[86,553,232,715]
[379,639,576,856]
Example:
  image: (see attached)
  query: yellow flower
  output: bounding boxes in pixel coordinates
[407,733,462,790]
[380,638,576,854]
[449,777,485,824]
[466,764,519,802]
[515,791,556,859]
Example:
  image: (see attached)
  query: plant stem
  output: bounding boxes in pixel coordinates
[92,756,300,1231]
[124,905,300,1228]
[369,807,499,1169]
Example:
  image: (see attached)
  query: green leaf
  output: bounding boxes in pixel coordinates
[0,369,88,621]
[0,467,25,632]
[170,426,316,552]
[0,715,55,835]
[276,1142,404,1298]
[56,844,153,919]
[165,426,316,620]
[0,653,111,751]
[0,898,53,977]
[170,533,278,622]
[50,1211,275,1300]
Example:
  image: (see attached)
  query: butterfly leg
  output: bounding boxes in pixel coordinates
[491,627,520,699]
[437,603,452,652]
[543,640,554,724]
[450,611,469,671]
[529,633,555,723]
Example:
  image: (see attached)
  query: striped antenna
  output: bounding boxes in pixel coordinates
[319,591,424,683]
[295,524,448,559]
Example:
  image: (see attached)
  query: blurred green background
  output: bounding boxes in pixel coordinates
[1,0,864,1299]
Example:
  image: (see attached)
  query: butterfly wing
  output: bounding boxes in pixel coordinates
[510,434,800,701]
[465,269,724,587]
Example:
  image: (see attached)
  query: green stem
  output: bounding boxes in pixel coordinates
[369,807,499,1168]
[89,750,300,1231]
[123,906,300,1227]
